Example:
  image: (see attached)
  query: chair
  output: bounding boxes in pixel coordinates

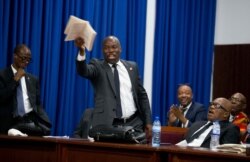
[73,108,93,139]
[161,126,188,144]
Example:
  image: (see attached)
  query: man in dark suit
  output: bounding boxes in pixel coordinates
[181,97,240,148]
[74,36,152,141]
[167,84,207,128]
[0,44,51,135]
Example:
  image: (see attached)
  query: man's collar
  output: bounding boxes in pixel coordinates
[11,64,17,74]
[108,60,121,67]
[182,102,192,110]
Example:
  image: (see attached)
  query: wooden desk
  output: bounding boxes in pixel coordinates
[0,135,158,162]
[0,135,249,162]
[159,145,250,162]
[60,139,158,162]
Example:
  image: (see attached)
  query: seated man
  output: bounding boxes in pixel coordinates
[229,92,249,142]
[167,84,207,128]
[177,97,240,148]
[0,44,52,136]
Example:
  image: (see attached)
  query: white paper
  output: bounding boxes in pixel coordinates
[216,143,246,153]
[8,128,28,137]
[176,140,188,146]
[64,15,97,51]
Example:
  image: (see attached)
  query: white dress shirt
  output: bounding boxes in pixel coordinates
[77,53,137,118]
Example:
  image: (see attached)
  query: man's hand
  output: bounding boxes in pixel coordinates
[170,105,187,125]
[168,111,177,125]
[74,37,85,56]
[145,124,152,143]
[14,68,25,81]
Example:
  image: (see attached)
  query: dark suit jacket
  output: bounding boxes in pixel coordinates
[167,102,207,127]
[73,108,93,138]
[185,120,240,148]
[0,66,51,134]
[76,59,152,128]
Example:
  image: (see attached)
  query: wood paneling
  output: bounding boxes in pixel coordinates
[213,44,250,116]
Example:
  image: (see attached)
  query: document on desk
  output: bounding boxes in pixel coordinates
[43,135,70,139]
[64,15,97,51]
[216,144,246,153]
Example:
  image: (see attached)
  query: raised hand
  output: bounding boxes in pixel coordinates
[74,37,85,56]
[14,68,25,81]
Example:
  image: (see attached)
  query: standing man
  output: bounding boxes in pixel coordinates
[74,36,152,141]
[0,44,51,135]
[167,84,207,128]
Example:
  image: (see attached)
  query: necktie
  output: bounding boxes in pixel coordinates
[112,64,122,118]
[187,122,213,143]
[16,82,25,116]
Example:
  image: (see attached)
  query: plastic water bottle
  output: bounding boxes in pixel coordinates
[210,121,220,150]
[152,116,161,147]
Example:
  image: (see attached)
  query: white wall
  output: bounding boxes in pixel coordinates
[214,0,250,44]
[144,0,156,106]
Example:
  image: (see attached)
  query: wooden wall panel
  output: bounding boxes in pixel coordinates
[213,44,250,116]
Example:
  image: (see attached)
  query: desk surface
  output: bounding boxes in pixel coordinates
[0,135,249,162]
[159,145,250,162]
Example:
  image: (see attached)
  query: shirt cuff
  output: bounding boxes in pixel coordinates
[183,120,189,128]
[77,52,86,61]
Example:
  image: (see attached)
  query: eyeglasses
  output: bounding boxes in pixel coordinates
[16,54,32,63]
[209,102,228,112]
[229,96,245,104]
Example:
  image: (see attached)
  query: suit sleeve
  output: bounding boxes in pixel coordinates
[134,63,152,125]
[76,59,99,79]
[187,104,207,127]
[0,70,19,102]
[220,124,240,144]
[31,75,52,128]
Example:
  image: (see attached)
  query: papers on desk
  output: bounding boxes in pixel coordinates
[8,128,28,137]
[216,144,246,154]
[43,135,70,139]
[64,15,97,51]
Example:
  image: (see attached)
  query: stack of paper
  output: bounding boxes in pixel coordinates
[8,128,28,137]
[216,144,246,154]
[64,15,97,51]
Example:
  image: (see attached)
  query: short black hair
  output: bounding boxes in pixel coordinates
[14,44,31,55]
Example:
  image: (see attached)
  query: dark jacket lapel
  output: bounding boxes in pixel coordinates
[103,61,117,95]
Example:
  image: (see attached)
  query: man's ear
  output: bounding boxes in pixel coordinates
[224,112,230,118]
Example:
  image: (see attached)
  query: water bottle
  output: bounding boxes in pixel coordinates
[210,121,220,150]
[152,116,161,147]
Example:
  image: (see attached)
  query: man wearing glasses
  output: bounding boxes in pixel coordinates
[0,44,51,136]
[177,97,240,148]
[229,92,249,142]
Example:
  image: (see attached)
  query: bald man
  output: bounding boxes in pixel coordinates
[229,92,249,140]
[179,98,240,148]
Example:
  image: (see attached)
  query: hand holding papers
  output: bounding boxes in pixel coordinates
[64,15,97,51]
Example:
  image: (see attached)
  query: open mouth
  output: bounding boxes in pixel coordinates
[108,55,116,59]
